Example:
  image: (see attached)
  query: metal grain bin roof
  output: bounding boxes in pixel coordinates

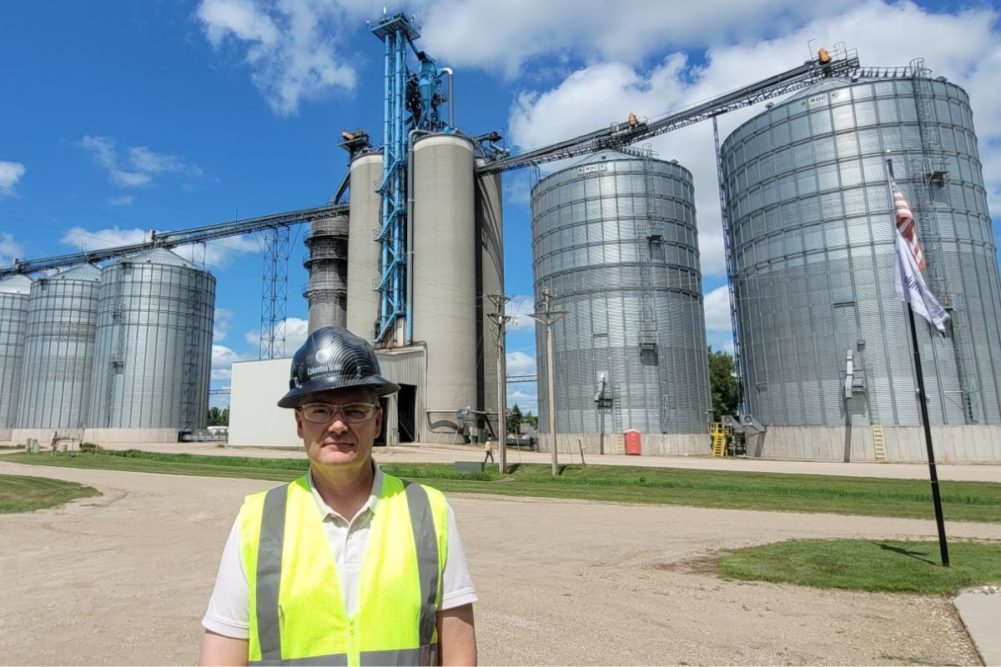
[51,264,102,282]
[0,274,32,294]
[118,247,197,268]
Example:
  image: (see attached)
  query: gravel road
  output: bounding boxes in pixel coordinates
[1,460,998,665]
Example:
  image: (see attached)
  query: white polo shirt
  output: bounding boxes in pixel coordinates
[202,464,477,639]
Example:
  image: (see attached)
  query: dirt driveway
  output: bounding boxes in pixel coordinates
[1,461,998,665]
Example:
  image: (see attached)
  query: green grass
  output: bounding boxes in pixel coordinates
[0,474,100,513]
[6,449,1001,523]
[718,539,1001,594]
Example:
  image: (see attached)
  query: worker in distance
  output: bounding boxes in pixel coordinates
[199,326,478,666]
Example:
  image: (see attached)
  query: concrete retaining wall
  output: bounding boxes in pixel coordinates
[749,425,1001,462]
[537,432,710,457]
[11,428,85,444]
[83,428,179,444]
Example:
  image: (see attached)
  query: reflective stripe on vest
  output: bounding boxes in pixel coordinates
[243,474,446,666]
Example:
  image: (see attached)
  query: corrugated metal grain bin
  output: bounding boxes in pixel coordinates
[16,264,101,430]
[532,150,711,442]
[88,249,215,434]
[0,274,32,438]
[722,76,1001,428]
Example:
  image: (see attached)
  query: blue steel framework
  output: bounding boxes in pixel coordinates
[370,12,450,343]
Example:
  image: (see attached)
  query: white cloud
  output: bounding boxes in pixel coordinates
[420,0,856,78]
[506,347,539,413]
[79,135,202,189]
[108,195,135,207]
[195,0,358,115]
[703,285,733,332]
[173,234,263,268]
[60,225,148,250]
[212,343,244,380]
[506,350,537,376]
[504,1,1001,279]
[60,225,259,269]
[214,307,235,341]
[507,387,538,416]
[506,294,536,332]
[0,232,26,267]
[245,316,309,356]
[0,161,26,198]
[197,0,280,48]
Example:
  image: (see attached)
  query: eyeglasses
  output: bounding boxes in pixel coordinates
[298,402,378,424]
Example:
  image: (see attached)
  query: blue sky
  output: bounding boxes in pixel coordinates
[2,0,1000,416]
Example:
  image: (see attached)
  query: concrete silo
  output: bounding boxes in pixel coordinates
[722,74,1001,461]
[476,160,504,438]
[0,274,31,441]
[13,265,101,443]
[88,249,215,442]
[346,152,384,341]
[412,134,477,443]
[304,213,349,334]
[532,150,711,455]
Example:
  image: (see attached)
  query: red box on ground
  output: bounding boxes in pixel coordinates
[624,429,641,455]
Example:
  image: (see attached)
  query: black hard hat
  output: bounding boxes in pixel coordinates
[277,326,399,408]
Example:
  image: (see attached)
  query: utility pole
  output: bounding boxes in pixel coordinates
[487,294,512,474]
[529,291,567,476]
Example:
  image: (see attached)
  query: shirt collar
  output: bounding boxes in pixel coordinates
[307,461,384,522]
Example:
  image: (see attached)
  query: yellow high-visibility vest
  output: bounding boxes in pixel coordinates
[238,473,449,666]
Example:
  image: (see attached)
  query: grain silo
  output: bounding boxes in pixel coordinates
[0,274,31,441]
[412,134,477,443]
[532,150,711,455]
[304,213,348,334]
[13,265,101,442]
[722,74,1001,461]
[346,151,384,341]
[88,248,215,442]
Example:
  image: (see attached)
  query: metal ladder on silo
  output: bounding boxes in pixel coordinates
[181,276,201,431]
[910,59,948,300]
[945,293,978,421]
[910,60,976,423]
[103,263,128,427]
[871,425,887,462]
[637,151,668,429]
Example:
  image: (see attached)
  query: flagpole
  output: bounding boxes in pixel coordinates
[887,157,950,567]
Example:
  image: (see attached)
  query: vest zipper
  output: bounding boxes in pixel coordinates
[348,615,358,667]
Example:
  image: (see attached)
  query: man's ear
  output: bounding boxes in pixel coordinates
[294,409,304,439]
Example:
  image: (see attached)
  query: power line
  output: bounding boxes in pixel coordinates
[487,294,513,474]
[528,290,567,476]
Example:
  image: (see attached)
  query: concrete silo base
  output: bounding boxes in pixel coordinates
[83,428,181,445]
[537,432,711,457]
[744,425,1001,463]
[11,428,85,447]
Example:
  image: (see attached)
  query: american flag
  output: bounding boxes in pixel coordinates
[890,176,926,271]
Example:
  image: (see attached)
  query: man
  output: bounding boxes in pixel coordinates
[482,440,494,465]
[199,326,477,666]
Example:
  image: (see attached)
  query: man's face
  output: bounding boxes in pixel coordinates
[294,387,382,472]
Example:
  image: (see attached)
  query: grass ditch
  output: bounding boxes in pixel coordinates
[718,539,1001,594]
[5,450,1001,522]
[0,474,100,513]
